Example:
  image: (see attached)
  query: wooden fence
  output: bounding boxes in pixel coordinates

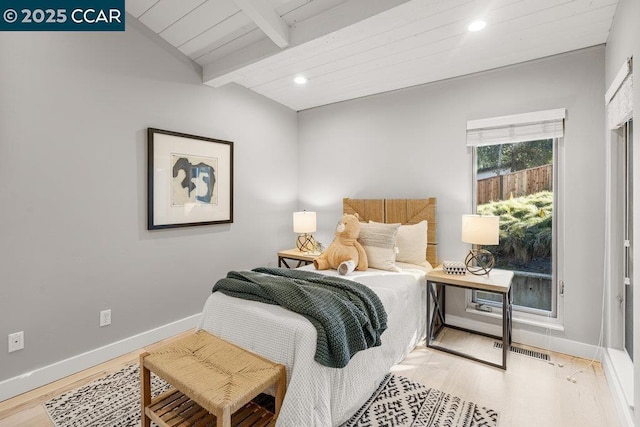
[477,164,552,205]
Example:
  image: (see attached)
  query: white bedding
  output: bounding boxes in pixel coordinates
[197,262,429,426]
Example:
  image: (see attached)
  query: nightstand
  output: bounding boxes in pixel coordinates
[426,265,514,369]
[277,249,319,269]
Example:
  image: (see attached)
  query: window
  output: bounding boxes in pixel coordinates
[605,58,633,360]
[472,139,557,316]
[622,119,633,359]
[466,109,564,319]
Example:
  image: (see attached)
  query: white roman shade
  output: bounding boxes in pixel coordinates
[467,108,566,147]
[606,58,633,130]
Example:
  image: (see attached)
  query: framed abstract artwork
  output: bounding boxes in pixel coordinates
[147,128,233,229]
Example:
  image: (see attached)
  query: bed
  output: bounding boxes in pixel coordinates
[197,198,437,426]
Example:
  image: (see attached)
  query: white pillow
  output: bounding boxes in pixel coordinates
[357,222,400,272]
[396,221,428,265]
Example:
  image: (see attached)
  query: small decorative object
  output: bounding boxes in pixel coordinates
[443,260,466,275]
[461,214,500,275]
[147,128,233,229]
[313,213,368,272]
[293,211,317,252]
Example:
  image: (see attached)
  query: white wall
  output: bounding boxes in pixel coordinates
[604,0,640,424]
[0,21,298,382]
[298,46,606,350]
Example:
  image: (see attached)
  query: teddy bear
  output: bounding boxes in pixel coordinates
[313,213,368,273]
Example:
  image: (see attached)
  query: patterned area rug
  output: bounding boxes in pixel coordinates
[342,374,499,427]
[44,364,498,427]
[44,363,170,427]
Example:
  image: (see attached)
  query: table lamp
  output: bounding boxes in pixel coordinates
[461,214,500,275]
[293,211,317,252]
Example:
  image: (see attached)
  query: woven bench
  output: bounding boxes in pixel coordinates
[140,330,286,427]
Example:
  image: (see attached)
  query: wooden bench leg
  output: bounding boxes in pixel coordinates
[140,352,151,427]
[217,406,231,427]
[274,366,287,420]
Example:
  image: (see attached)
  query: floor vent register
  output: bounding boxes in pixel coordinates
[493,342,550,361]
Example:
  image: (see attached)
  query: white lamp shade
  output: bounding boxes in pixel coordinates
[293,211,317,233]
[461,214,499,245]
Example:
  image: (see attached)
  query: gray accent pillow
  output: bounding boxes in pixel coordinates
[358,222,400,272]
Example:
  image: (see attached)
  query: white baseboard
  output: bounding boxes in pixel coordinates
[445,314,601,360]
[602,348,635,427]
[0,313,201,402]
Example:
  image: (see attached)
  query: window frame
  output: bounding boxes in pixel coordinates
[467,138,564,326]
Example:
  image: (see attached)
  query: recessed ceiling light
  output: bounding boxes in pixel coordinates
[467,19,487,32]
[294,76,308,85]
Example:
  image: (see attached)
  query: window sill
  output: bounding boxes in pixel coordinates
[465,306,565,332]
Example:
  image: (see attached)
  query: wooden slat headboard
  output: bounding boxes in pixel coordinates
[343,198,438,266]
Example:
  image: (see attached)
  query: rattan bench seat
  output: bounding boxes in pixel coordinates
[141,331,286,427]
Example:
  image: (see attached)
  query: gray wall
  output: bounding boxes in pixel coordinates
[0,22,298,380]
[298,46,606,347]
[605,0,640,422]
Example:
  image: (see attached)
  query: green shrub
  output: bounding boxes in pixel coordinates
[477,191,552,273]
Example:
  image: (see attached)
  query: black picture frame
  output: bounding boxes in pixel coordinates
[147,128,233,230]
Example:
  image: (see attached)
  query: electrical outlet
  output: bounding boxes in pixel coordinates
[8,331,24,353]
[100,309,111,327]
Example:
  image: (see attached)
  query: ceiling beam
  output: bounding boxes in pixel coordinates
[204,0,411,87]
[231,0,290,48]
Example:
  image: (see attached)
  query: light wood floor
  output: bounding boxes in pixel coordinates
[397,328,621,427]
[0,328,621,427]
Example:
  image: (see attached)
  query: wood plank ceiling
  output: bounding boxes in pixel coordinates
[127,0,619,111]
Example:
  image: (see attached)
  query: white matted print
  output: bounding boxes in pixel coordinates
[148,128,233,229]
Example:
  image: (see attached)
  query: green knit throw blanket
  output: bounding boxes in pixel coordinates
[212,267,388,368]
